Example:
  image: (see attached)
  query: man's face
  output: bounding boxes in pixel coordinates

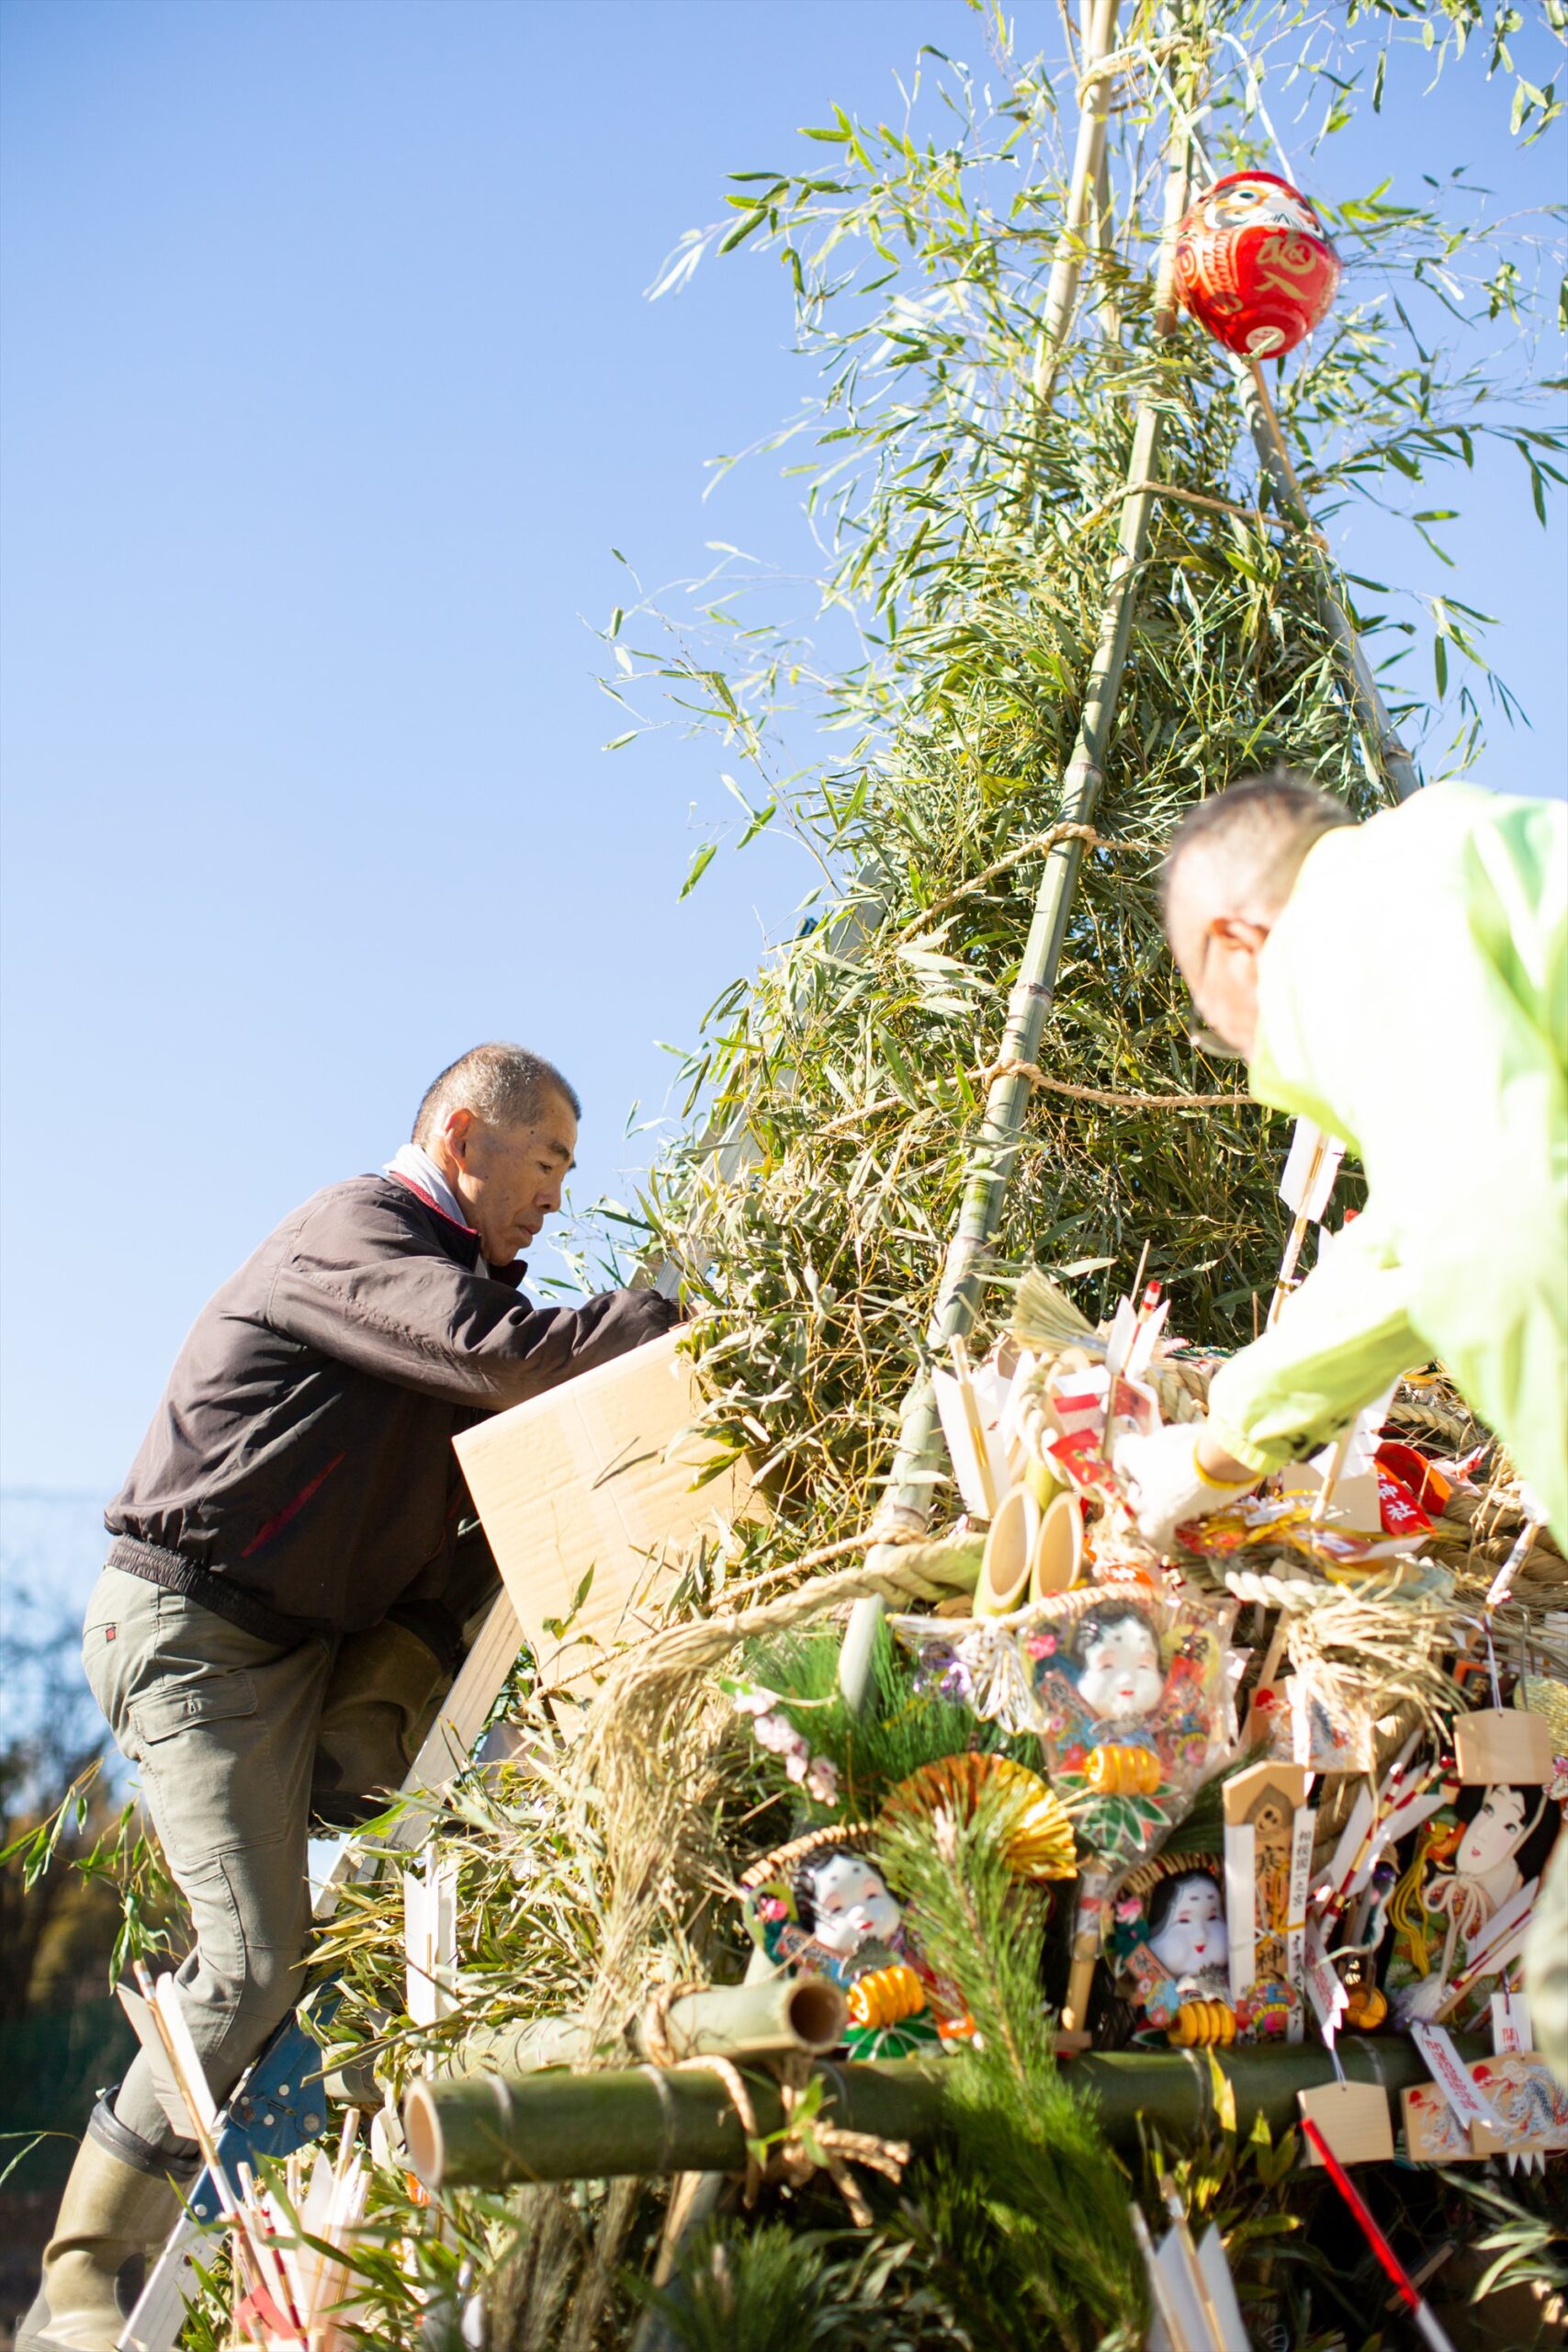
[441,1093,578,1267]
[1167,860,1272,1059]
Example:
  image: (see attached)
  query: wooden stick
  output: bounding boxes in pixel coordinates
[135,1967,300,2337]
[1269,1129,1326,1328]
[948,1335,1001,1518]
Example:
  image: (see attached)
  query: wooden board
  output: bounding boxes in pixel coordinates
[1298,2080,1394,2166]
[1452,1707,1555,1785]
[455,1330,760,1689]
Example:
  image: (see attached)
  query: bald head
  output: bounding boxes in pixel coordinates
[1162,770,1354,1056]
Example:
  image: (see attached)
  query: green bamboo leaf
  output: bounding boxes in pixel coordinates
[717,209,770,255]
[679,841,718,899]
[603,730,638,752]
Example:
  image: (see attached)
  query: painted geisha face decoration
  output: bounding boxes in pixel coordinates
[800,1854,901,1959]
[1077,1609,1164,1722]
[1149,1872,1226,1979]
[1457,1785,1543,1895]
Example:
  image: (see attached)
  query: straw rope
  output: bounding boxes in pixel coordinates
[894,821,1156,942]
[813,1052,1252,1142]
[639,1984,909,2225]
[986,1057,1249,1112]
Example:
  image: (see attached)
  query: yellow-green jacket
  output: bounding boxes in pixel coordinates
[1206,782,1568,1542]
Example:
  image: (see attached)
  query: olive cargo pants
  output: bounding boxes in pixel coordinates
[81,1566,452,2158]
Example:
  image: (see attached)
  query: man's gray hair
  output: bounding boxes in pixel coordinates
[1161,767,1355,926]
[412,1043,581,1147]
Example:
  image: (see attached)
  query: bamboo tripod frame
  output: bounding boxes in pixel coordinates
[837,121,1197,1710]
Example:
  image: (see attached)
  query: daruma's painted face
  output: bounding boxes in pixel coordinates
[1458,1785,1533,1878]
[1077,1614,1164,1721]
[1199,180,1320,236]
[806,1856,901,1957]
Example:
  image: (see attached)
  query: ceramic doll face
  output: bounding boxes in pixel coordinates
[1149,1873,1226,1977]
[1077,1611,1164,1722]
[804,1855,902,1958]
[1458,1786,1533,1878]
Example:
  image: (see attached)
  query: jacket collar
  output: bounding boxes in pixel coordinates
[380,1170,528,1289]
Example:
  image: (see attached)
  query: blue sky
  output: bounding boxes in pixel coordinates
[2,0,1563,1561]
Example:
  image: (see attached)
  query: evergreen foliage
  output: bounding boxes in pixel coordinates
[735,1618,1021,1822]
[879,1781,1146,2347]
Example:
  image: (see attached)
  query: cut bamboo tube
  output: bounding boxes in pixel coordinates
[842,122,1196,1711]
[445,1976,848,2078]
[405,2037,1467,2193]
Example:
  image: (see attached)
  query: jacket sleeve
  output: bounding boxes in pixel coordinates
[1204,1207,1427,1474]
[265,1193,679,1408]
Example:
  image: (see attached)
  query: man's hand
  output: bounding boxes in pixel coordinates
[1114,1421,1260,1555]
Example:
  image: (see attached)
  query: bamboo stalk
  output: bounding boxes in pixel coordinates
[841,124,1195,1709]
[1031,0,1122,416]
[1232,355,1421,806]
[405,2037,1463,2192]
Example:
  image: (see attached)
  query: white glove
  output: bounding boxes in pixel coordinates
[1113,1422,1259,1556]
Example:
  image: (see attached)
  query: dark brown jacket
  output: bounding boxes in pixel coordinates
[105,1175,675,1647]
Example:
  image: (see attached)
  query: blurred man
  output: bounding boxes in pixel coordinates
[21,1042,675,2352]
[1116,772,1566,1550]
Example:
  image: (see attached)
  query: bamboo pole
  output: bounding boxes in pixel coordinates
[840,122,1195,1709]
[1231,330,1421,809]
[405,2036,1463,2192]
[1031,0,1122,416]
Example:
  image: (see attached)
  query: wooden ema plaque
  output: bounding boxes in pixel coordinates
[1452,1707,1555,1785]
[1402,2054,1568,2163]
[1222,1760,1310,1826]
[1297,2080,1394,2167]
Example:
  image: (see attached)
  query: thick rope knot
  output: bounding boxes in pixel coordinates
[640,1991,909,2227]
[755,2052,911,2227]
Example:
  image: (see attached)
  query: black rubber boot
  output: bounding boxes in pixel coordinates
[15,2097,197,2352]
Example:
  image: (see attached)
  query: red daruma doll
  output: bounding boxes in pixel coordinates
[1174,172,1340,360]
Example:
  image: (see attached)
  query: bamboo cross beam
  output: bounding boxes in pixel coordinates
[840,123,1195,1710]
[405,2037,1466,2193]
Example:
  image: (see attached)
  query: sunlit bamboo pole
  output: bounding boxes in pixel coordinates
[1232,354,1422,804]
[840,122,1195,1708]
[1031,0,1122,415]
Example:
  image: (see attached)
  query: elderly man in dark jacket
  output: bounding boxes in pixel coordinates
[20,1042,675,2352]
